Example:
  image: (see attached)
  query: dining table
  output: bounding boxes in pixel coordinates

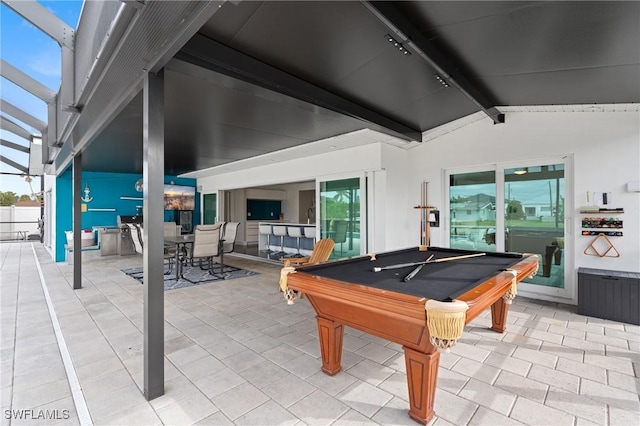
[164,234,194,280]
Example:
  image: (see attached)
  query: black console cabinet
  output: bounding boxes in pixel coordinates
[577,268,640,325]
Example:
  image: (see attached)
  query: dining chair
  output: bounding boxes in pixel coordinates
[163,222,180,275]
[128,223,144,254]
[221,222,240,254]
[332,220,348,255]
[220,222,240,272]
[190,223,224,277]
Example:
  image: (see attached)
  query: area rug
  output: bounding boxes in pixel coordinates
[121,262,259,290]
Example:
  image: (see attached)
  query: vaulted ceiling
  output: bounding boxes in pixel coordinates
[80,1,640,175]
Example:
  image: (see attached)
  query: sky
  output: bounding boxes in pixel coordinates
[0,0,83,196]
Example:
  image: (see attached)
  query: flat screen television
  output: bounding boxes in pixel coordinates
[164,184,195,211]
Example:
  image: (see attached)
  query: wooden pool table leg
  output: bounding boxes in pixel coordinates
[403,346,439,425]
[317,317,344,375]
[490,296,509,333]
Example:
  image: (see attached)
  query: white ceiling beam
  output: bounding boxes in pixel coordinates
[0,60,56,103]
[1,116,33,141]
[0,155,28,174]
[1,0,74,48]
[1,138,30,153]
[0,99,46,131]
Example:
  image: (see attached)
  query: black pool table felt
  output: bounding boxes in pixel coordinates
[298,247,524,302]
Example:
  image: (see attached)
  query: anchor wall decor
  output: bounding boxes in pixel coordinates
[80,182,93,202]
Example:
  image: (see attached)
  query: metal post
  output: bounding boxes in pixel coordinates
[143,69,165,400]
[72,154,82,289]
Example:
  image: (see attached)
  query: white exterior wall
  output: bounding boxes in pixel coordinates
[199,144,383,191]
[379,143,412,250]
[197,111,639,305]
[0,206,40,240]
[44,174,57,258]
[408,111,640,303]
[281,181,315,223]
[199,144,385,246]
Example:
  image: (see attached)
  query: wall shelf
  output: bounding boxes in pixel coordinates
[581,231,623,237]
[579,208,624,214]
[87,208,117,212]
[581,218,623,229]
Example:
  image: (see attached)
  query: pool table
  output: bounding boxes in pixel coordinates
[285,246,539,424]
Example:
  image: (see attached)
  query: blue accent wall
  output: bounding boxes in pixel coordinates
[55,171,199,261]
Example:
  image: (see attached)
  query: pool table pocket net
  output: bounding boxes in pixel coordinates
[424,269,518,351]
[424,299,469,350]
[280,266,298,304]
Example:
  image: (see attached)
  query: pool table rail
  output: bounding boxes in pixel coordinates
[459,253,539,326]
[294,273,434,352]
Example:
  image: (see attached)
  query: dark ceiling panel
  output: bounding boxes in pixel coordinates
[199,1,264,45]
[76,1,640,176]
[396,1,542,29]
[392,88,481,131]
[176,34,422,140]
[335,51,478,129]
[198,1,466,132]
[163,67,376,150]
[81,62,373,175]
[200,1,390,87]
[480,65,640,105]
[399,2,640,93]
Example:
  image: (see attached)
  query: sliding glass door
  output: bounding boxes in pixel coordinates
[447,158,571,298]
[449,170,497,252]
[504,163,566,291]
[318,177,363,259]
[203,193,217,224]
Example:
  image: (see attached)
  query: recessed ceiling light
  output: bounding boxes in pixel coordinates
[384,34,411,56]
[434,74,449,88]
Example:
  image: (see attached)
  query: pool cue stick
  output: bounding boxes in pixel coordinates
[425,182,431,249]
[403,255,434,282]
[373,252,486,272]
[413,181,435,252]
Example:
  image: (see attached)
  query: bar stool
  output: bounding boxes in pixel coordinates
[303,226,316,242]
[259,224,273,253]
[272,225,288,256]
[302,226,316,254]
[287,226,303,257]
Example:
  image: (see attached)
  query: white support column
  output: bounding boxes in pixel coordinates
[58,46,76,126]
[47,100,59,150]
[143,69,165,400]
[72,154,82,290]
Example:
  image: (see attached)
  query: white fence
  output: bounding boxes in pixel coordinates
[0,206,41,241]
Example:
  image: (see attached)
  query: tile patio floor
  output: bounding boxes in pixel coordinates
[1,242,638,425]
